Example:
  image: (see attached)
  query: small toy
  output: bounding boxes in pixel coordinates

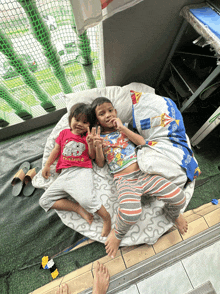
[40,256,59,279]
[211,199,218,205]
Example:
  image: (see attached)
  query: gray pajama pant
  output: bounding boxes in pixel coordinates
[39,167,102,214]
[114,169,186,240]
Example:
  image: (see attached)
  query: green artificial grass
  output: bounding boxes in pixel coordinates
[182,110,220,210]
[1,242,106,294]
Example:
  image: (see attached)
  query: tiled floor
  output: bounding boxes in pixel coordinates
[116,240,220,294]
[30,199,220,294]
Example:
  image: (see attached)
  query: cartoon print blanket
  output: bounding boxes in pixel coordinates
[131,90,201,181]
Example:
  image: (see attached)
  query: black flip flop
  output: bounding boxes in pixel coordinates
[23,167,40,197]
[11,162,30,196]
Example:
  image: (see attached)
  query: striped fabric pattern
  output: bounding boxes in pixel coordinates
[114,169,186,239]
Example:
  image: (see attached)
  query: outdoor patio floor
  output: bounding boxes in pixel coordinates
[30,199,220,294]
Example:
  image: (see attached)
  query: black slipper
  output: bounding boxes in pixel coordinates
[11,162,30,196]
[23,167,40,197]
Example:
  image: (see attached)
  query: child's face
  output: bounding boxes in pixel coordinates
[95,102,117,130]
[70,115,90,135]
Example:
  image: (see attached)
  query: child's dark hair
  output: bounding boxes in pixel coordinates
[91,97,113,125]
[68,103,92,133]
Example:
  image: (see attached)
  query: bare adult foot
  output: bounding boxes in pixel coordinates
[92,262,110,294]
[175,214,188,234]
[101,214,111,237]
[77,206,94,225]
[56,283,69,294]
[105,229,121,258]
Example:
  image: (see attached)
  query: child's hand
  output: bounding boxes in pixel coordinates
[110,118,124,131]
[94,126,104,148]
[42,165,51,179]
[86,127,96,145]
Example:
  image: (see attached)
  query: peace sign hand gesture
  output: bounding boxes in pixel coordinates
[93,126,104,149]
[86,127,96,146]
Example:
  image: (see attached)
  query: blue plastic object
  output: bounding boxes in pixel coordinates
[211,199,218,205]
[190,7,220,39]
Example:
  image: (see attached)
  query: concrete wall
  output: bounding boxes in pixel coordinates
[103,0,203,88]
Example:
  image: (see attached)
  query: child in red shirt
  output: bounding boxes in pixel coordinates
[39,103,111,237]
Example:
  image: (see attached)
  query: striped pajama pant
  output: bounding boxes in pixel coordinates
[113,169,186,240]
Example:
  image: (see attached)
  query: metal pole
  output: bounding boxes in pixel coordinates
[0,85,32,120]
[0,29,56,112]
[180,64,220,112]
[18,0,73,94]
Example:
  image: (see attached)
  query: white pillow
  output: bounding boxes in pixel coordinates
[64,83,155,123]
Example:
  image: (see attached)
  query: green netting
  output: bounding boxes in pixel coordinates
[0,0,104,127]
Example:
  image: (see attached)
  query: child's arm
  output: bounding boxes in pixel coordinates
[42,143,60,179]
[111,118,145,145]
[94,126,106,167]
[95,144,105,167]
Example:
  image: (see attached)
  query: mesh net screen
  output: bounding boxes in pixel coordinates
[0,0,104,127]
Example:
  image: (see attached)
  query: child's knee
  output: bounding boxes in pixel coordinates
[39,195,44,208]
[39,197,47,210]
[118,207,142,224]
[39,194,51,211]
[119,199,142,223]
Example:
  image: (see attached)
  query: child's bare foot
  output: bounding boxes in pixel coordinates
[92,261,110,294]
[175,214,188,234]
[101,214,111,237]
[76,206,93,225]
[56,283,69,294]
[105,229,121,258]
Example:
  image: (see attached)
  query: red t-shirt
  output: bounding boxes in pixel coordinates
[55,129,92,172]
